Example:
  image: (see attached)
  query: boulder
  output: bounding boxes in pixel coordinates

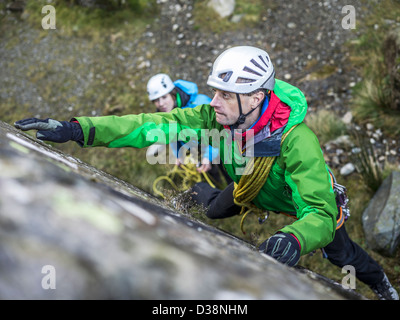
[0,121,364,300]
[208,0,235,18]
[362,171,400,256]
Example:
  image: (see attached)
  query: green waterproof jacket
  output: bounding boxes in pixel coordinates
[75,80,337,255]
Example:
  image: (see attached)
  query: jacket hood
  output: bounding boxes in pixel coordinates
[273,79,308,132]
[174,80,198,96]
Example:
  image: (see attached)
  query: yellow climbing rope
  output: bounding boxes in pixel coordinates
[153,160,216,199]
[233,125,298,234]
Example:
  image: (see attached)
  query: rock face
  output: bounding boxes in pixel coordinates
[362,171,400,256]
[0,121,364,300]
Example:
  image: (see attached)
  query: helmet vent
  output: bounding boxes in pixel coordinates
[218,71,233,82]
[250,58,267,72]
[243,66,262,77]
[237,77,256,84]
[259,55,270,66]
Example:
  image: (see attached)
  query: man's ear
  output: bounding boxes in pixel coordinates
[251,91,265,108]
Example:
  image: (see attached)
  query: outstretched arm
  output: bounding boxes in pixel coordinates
[14,104,218,150]
[74,104,216,148]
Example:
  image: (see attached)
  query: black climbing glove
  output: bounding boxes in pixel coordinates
[259,232,301,267]
[14,118,83,143]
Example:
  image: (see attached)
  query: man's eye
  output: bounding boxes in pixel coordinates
[222,93,231,99]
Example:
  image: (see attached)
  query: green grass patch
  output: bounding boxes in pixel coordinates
[305,109,347,146]
[24,0,158,38]
[348,0,400,138]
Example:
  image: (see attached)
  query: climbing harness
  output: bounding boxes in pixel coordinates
[233,125,298,234]
[152,159,217,199]
[312,170,351,259]
[329,169,351,227]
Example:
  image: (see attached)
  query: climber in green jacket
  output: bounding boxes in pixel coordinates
[14,46,398,300]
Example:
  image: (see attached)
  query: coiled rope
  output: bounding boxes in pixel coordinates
[153,161,216,199]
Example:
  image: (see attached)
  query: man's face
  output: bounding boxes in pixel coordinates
[210,89,255,126]
[210,89,239,126]
[153,94,175,112]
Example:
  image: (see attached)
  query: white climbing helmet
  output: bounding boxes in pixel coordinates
[147,73,175,101]
[207,46,275,94]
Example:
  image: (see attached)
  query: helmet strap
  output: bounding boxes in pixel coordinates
[233,93,262,129]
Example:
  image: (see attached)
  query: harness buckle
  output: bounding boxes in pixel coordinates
[334,182,351,220]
